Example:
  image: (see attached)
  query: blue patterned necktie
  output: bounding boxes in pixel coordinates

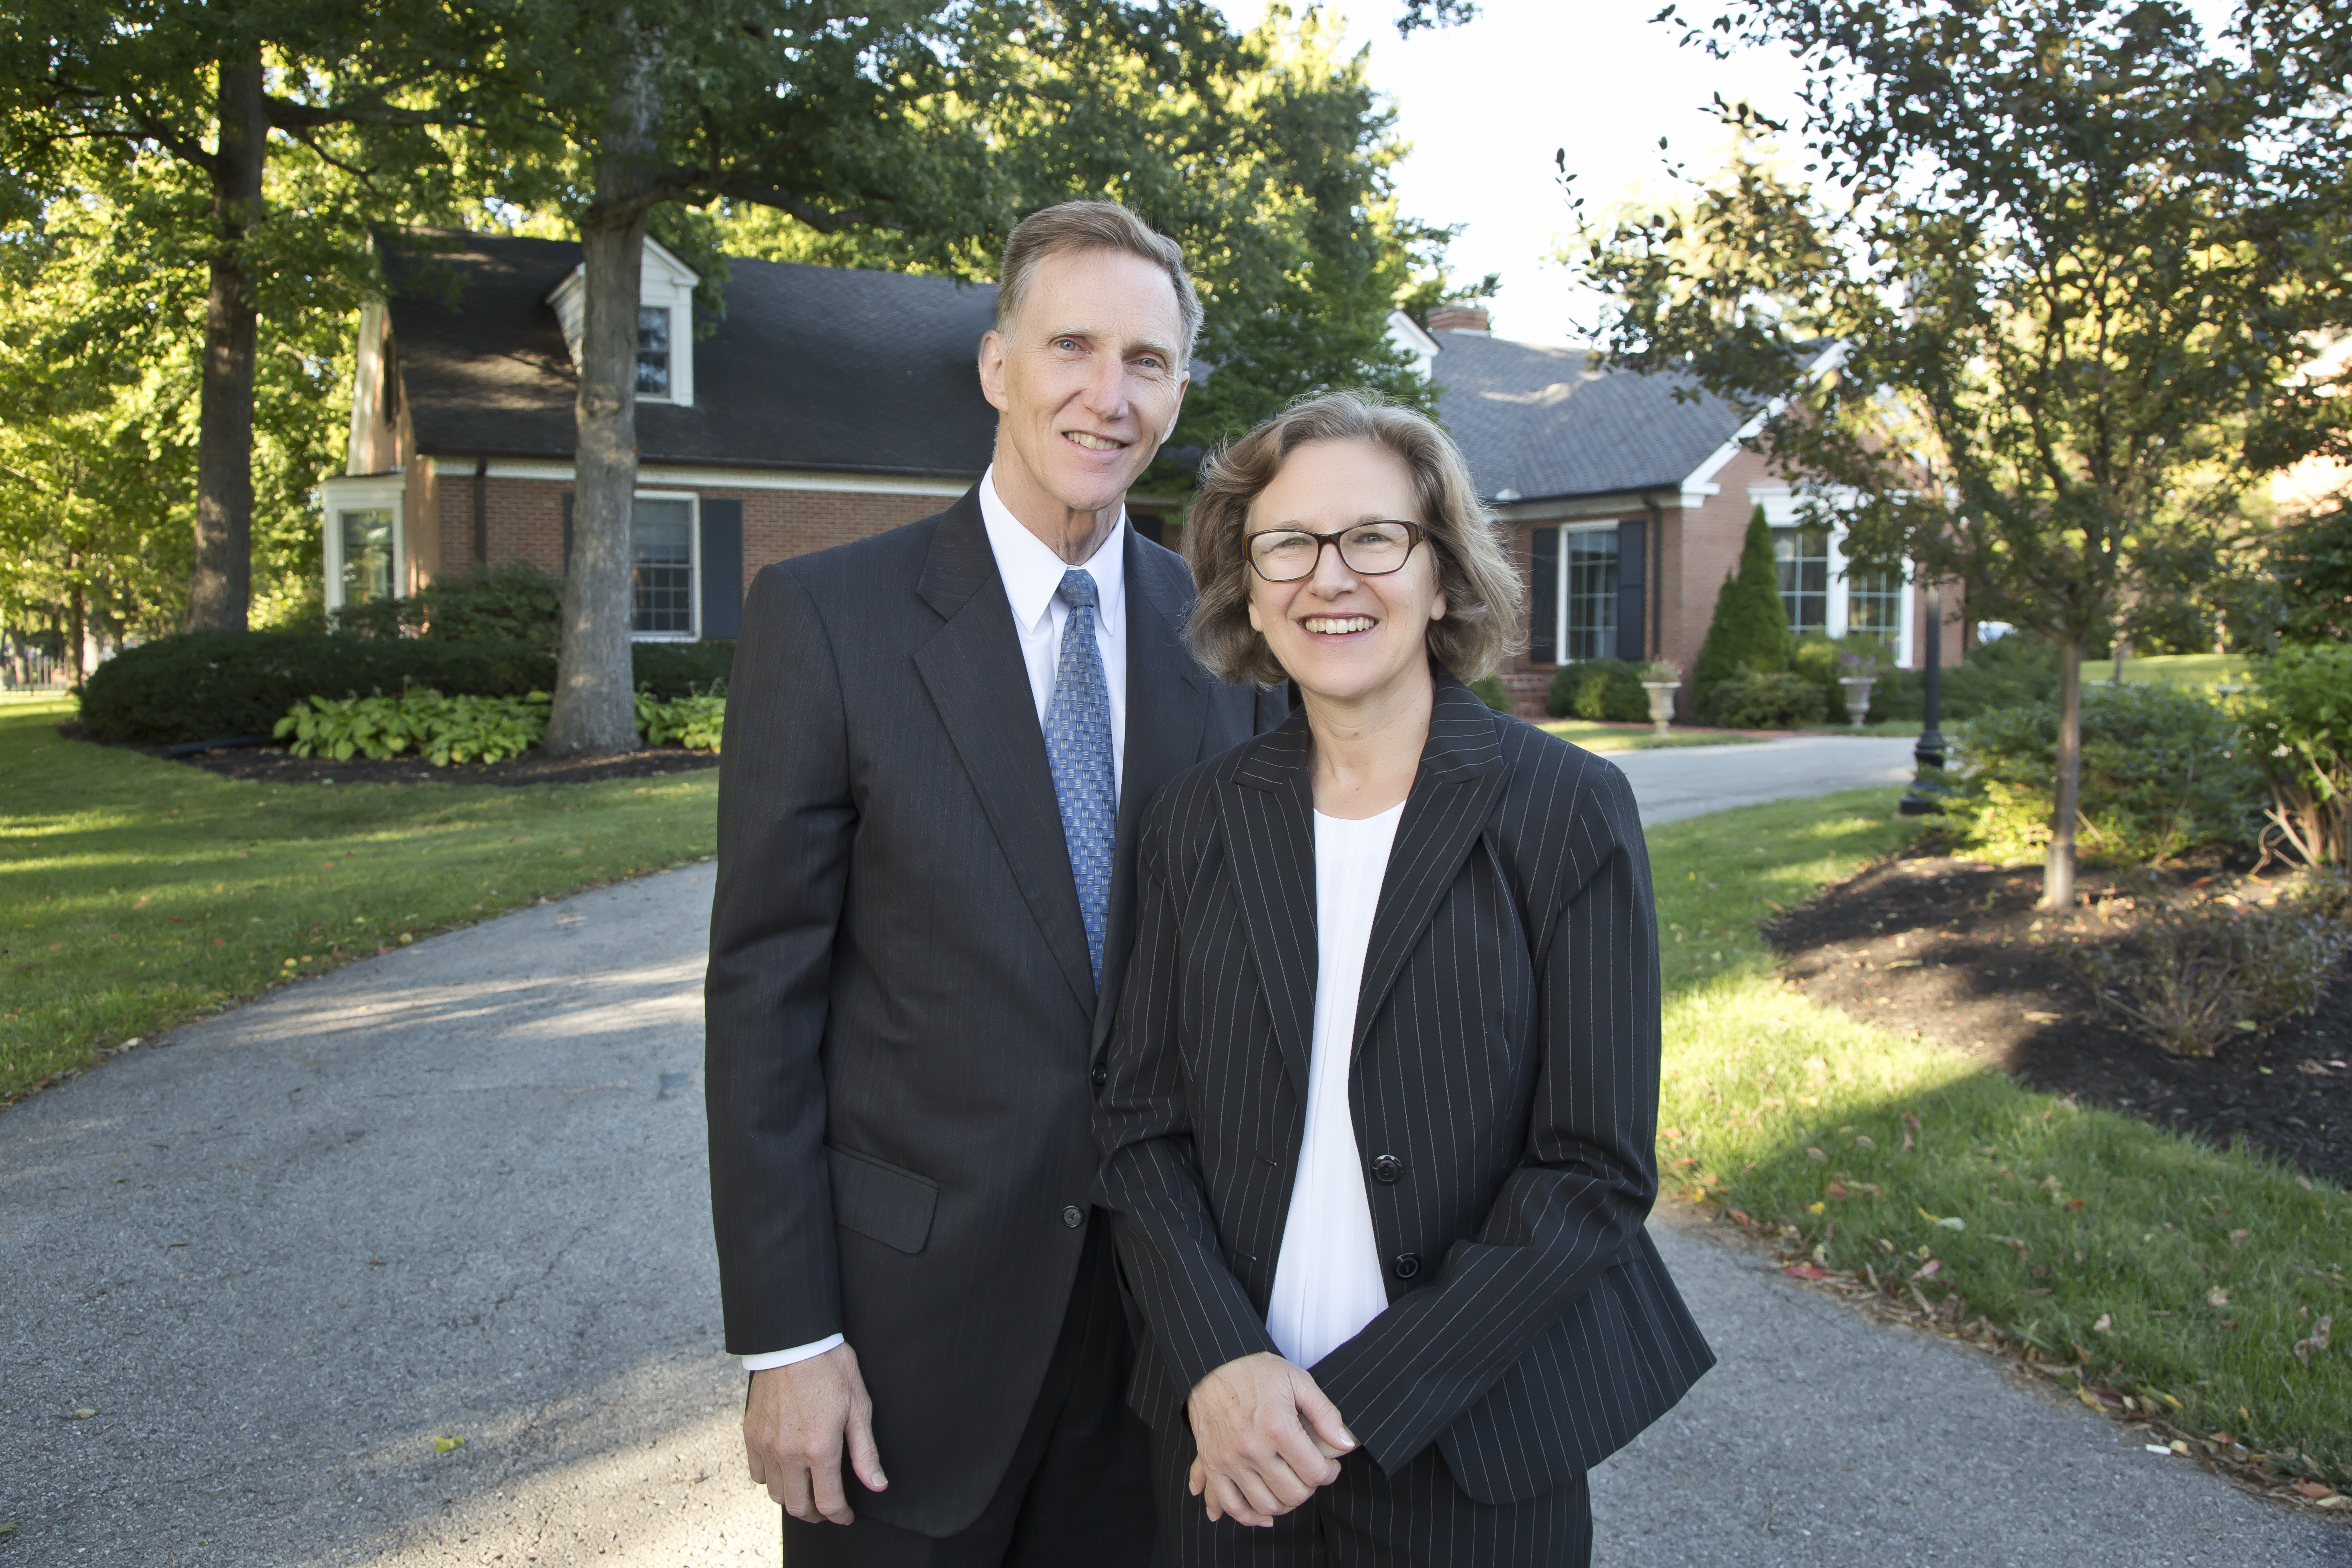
[1044,569,1116,988]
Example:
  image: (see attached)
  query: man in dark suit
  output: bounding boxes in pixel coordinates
[705,200,1284,1566]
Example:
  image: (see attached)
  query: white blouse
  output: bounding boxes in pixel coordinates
[1265,801,1405,1370]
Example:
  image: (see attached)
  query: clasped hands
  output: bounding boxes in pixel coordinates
[1186,1351,1358,1527]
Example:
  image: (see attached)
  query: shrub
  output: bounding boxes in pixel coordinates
[273,690,552,766]
[327,562,565,650]
[2241,641,2352,865]
[2067,874,2352,1056]
[1949,684,2263,863]
[82,632,557,744]
[635,691,726,751]
[1709,668,1826,730]
[80,630,737,744]
[1690,506,1791,721]
[1545,657,1649,722]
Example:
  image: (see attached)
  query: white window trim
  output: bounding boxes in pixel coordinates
[1552,519,1620,663]
[630,489,701,642]
[1750,485,1918,668]
[321,473,407,610]
[546,236,699,408]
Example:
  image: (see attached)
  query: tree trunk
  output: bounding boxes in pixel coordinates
[543,32,658,760]
[68,566,86,689]
[187,45,267,633]
[2043,632,2083,908]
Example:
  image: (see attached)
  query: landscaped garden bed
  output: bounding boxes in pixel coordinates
[61,719,721,788]
[1767,845,2352,1188]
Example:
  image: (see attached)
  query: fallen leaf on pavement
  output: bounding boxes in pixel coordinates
[1784,1263,1829,1280]
[2294,1481,2337,1500]
[434,1436,466,1454]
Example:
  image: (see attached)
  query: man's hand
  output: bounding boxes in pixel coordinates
[744,1343,886,1524]
[1185,1352,1356,1527]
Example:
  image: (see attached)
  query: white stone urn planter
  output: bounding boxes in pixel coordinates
[1837,675,1876,728]
[1639,681,1680,737]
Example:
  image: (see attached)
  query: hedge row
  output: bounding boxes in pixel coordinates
[80,631,733,744]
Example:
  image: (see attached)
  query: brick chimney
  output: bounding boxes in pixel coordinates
[1425,302,1490,334]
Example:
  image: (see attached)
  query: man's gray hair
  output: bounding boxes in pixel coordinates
[995,200,1203,367]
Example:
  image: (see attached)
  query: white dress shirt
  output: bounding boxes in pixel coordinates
[741,467,1131,1373]
[1265,802,1404,1370]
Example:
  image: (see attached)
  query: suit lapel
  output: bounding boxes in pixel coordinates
[1351,675,1510,1061]
[1092,537,1208,1048]
[912,491,1098,1016]
[1220,710,1318,1103]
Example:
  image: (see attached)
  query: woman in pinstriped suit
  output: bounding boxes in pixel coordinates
[1094,392,1713,1566]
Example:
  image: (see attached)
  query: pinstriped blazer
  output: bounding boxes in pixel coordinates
[1094,672,1714,1506]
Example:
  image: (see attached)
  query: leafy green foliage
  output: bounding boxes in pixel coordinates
[1690,506,1791,720]
[2272,498,2352,647]
[273,689,553,766]
[328,563,565,650]
[633,691,725,751]
[1708,668,1826,730]
[2241,643,2352,865]
[1546,658,1650,722]
[628,641,734,700]
[1949,686,2262,864]
[1572,0,2352,899]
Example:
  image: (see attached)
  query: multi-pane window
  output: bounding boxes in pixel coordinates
[339,509,394,605]
[637,307,672,397]
[1773,524,1830,635]
[1561,528,1618,662]
[1845,564,1905,645]
[631,498,693,635]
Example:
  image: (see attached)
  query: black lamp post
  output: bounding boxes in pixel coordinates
[1899,577,1952,816]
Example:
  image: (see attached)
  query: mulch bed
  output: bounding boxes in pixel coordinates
[1764,841,2352,1189]
[56,721,719,788]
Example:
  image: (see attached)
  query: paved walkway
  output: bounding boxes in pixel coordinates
[4,773,2344,1566]
[1612,733,1917,825]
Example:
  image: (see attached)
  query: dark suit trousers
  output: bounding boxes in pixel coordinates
[1149,1423,1591,1568]
[782,1212,1152,1568]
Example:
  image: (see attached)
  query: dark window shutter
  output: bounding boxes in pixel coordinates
[1529,526,1559,663]
[699,499,743,640]
[561,492,573,571]
[1615,520,1646,662]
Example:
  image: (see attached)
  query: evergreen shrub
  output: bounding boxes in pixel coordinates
[1708,668,1827,730]
[327,562,564,649]
[1690,506,1791,722]
[1544,658,1649,722]
[1949,684,2263,863]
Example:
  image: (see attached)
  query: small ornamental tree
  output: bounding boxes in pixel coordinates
[1691,505,1791,721]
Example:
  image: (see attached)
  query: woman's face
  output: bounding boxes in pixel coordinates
[1244,438,1445,708]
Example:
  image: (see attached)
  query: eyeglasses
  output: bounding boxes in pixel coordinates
[1245,521,1428,582]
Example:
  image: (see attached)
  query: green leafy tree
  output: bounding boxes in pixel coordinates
[1689,505,1790,722]
[1571,1,2352,904]
[1,1,497,631]
[2271,496,2352,646]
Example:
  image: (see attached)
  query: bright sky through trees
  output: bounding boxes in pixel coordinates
[1216,0,2238,345]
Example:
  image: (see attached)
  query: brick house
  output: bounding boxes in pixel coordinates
[324,236,1960,710]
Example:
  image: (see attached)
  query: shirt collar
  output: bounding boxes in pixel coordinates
[979,465,1127,634]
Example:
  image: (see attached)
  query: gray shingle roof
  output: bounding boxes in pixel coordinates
[1428,330,1743,504]
[384,232,1000,476]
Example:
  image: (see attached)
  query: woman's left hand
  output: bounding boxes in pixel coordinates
[1185,1352,1358,1526]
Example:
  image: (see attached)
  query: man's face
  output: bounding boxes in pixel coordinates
[978,247,1190,519]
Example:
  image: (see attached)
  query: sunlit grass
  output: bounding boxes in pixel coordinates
[2078,652,2248,688]
[1648,788,2350,1475]
[0,698,717,1101]
[1537,718,1761,752]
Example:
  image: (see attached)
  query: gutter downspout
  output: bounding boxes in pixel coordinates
[473,457,489,567]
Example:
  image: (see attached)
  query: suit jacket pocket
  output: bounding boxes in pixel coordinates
[826,1143,940,1255]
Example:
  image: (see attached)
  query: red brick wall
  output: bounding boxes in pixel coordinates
[734,488,945,570]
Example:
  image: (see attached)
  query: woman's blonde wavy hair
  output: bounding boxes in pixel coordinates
[1183,391,1525,688]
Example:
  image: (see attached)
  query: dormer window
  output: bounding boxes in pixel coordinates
[637,307,672,396]
[548,236,699,407]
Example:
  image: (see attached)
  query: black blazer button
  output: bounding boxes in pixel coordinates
[1370,1154,1403,1185]
[1392,1252,1421,1281]
[1062,1205,1085,1229]
[1090,1063,1108,1087]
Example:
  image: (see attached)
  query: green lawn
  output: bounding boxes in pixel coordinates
[1650,789,2350,1486]
[0,698,718,1102]
[2079,652,2249,688]
[1537,719,1761,752]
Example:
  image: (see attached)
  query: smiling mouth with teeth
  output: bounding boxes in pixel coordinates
[1302,616,1377,634]
[1063,431,1126,451]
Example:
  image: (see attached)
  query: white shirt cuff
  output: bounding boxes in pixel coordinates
[741,1333,844,1372]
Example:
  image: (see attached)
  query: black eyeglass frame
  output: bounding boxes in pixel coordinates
[1244,520,1431,582]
